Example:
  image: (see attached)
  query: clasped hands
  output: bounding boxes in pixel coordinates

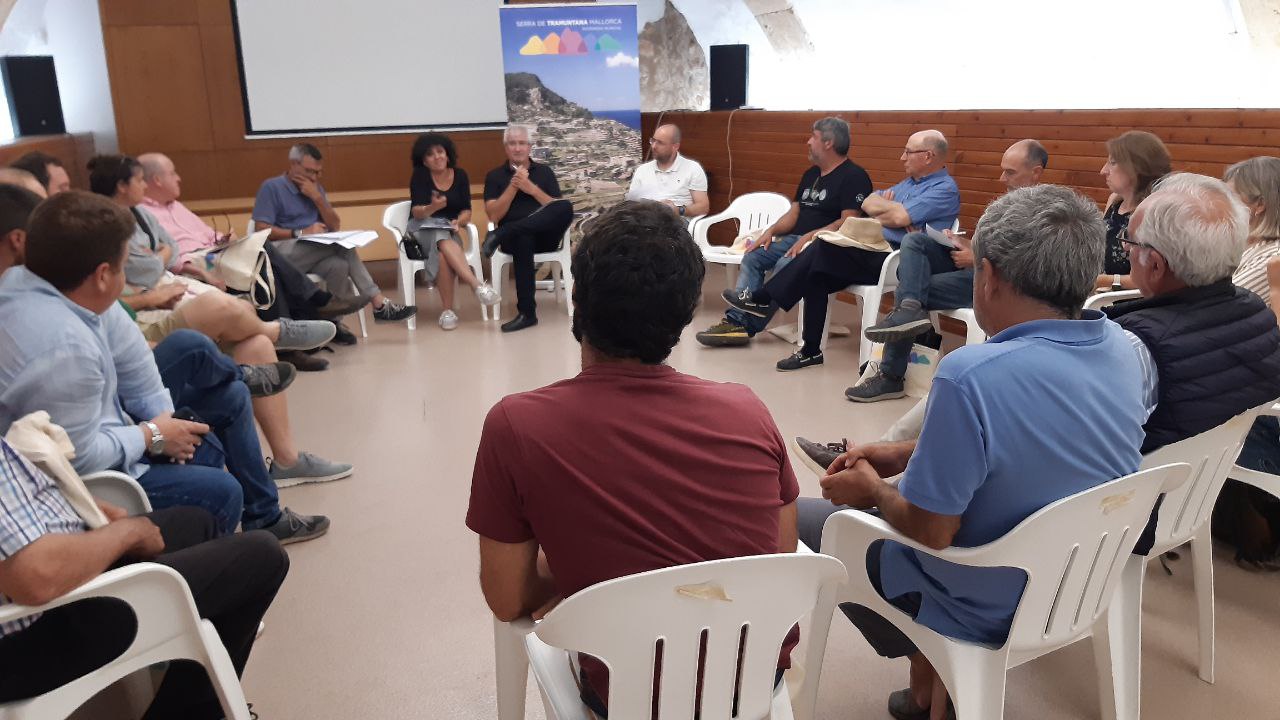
[818,441,912,508]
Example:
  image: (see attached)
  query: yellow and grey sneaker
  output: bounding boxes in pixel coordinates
[695,318,751,347]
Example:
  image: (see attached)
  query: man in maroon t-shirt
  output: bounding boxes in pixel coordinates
[467,201,799,715]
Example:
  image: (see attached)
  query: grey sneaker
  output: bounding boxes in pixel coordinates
[269,451,354,488]
[865,305,933,343]
[438,309,459,330]
[262,507,330,545]
[274,318,337,351]
[475,283,500,306]
[239,362,296,398]
[793,436,847,477]
[373,299,418,322]
[845,373,906,403]
[776,350,824,371]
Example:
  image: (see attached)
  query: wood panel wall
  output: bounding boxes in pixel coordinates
[641,110,1280,238]
[97,0,507,202]
[0,133,95,189]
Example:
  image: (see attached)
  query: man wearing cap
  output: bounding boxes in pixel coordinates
[722,130,960,372]
[695,117,873,347]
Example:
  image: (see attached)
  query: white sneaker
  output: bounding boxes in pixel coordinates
[438,309,459,330]
[475,283,501,306]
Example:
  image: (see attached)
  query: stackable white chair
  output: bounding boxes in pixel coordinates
[819,464,1190,720]
[487,223,574,318]
[1084,289,1142,311]
[82,470,152,515]
[247,219,368,337]
[382,201,488,327]
[691,192,791,288]
[1098,405,1271,719]
[1228,402,1280,505]
[0,564,253,720]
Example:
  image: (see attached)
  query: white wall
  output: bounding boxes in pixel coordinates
[640,0,1280,110]
[0,0,116,150]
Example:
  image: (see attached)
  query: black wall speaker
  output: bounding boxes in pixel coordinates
[709,44,748,111]
[1,56,66,137]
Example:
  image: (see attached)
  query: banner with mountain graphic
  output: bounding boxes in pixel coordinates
[498,3,641,224]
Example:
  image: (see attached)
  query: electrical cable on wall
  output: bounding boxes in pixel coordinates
[726,108,738,203]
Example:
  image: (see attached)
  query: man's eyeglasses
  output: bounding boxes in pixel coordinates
[649,137,670,146]
[1120,238,1158,253]
[902,148,930,155]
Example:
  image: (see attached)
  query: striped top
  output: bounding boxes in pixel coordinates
[1233,239,1280,307]
[0,439,87,636]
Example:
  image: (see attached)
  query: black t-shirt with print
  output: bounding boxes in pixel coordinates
[1103,201,1132,276]
[792,159,874,236]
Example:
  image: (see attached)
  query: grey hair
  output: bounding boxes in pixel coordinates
[812,117,851,155]
[1136,172,1248,287]
[288,143,322,163]
[1020,139,1049,169]
[503,124,535,143]
[973,184,1104,316]
[1224,156,1280,240]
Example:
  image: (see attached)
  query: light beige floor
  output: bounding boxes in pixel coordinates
[241,267,1280,719]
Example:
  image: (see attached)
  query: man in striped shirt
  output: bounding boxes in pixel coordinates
[0,437,288,719]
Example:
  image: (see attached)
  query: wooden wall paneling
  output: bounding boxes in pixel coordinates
[162,150,220,201]
[0,133,95,188]
[196,0,233,26]
[199,20,261,152]
[104,25,216,154]
[98,0,199,27]
[211,146,296,199]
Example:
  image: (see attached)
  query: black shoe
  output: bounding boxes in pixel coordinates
[481,226,505,258]
[721,288,770,318]
[239,362,296,397]
[845,373,906,403]
[887,689,930,720]
[865,305,933,343]
[776,350,824,371]
[501,314,538,333]
[793,436,847,476]
[278,349,329,372]
[372,300,417,323]
[332,321,357,346]
[695,319,752,347]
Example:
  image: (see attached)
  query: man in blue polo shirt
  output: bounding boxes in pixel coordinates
[252,144,416,337]
[723,130,959,372]
[794,185,1147,720]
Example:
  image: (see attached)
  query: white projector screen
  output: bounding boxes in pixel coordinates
[231,0,508,135]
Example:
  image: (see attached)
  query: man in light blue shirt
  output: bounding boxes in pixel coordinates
[724,130,961,373]
[794,185,1148,719]
[0,191,326,542]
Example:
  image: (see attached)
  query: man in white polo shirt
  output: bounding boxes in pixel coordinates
[625,124,709,220]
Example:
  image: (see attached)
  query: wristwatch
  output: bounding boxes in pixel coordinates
[677,205,686,216]
[142,421,164,456]
[1110,274,1123,292]
[291,228,301,239]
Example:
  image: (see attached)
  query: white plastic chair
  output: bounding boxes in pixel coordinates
[930,308,985,347]
[1095,405,1271,720]
[247,218,369,337]
[487,222,574,318]
[515,554,847,720]
[382,201,488,328]
[819,463,1190,720]
[691,192,792,287]
[0,563,253,720]
[1084,289,1142,311]
[82,470,151,515]
[1228,402,1280,500]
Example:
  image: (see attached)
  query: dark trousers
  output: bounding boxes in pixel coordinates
[495,199,574,317]
[763,241,891,355]
[0,507,289,719]
[147,330,282,533]
[257,243,324,321]
[797,497,920,658]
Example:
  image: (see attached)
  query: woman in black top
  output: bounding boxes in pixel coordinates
[1096,131,1171,292]
[407,133,499,330]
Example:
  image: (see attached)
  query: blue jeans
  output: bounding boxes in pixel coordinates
[881,233,975,379]
[726,234,799,335]
[1238,416,1280,474]
[144,330,282,534]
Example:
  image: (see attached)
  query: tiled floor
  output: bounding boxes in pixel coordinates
[240,268,1280,719]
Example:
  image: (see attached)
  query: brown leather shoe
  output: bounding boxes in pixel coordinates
[278,350,329,372]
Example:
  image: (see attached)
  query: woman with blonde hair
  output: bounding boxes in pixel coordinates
[1096,130,1172,291]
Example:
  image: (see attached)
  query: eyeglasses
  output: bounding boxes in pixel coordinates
[902,148,930,155]
[648,137,669,146]
[1120,238,1158,253]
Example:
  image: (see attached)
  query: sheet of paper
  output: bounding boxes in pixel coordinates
[925,224,956,248]
[298,230,379,249]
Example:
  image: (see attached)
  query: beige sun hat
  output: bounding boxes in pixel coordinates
[814,217,891,252]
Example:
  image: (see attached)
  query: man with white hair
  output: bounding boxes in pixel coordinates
[253,143,417,335]
[625,123,709,219]
[481,124,574,333]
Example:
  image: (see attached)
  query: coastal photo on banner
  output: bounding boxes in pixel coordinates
[498,2,641,232]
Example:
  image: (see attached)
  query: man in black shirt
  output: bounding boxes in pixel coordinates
[696,117,873,347]
[482,125,574,333]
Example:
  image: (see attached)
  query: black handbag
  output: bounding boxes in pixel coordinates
[400,232,426,261]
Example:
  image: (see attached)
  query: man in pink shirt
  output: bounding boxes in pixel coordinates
[139,153,353,370]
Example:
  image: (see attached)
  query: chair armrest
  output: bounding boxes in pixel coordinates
[83,470,152,515]
[0,563,189,626]
[1083,289,1141,311]
[525,629,594,720]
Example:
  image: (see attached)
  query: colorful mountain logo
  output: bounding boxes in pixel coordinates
[518,28,625,56]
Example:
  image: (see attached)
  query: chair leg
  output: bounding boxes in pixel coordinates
[858,293,877,367]
[563,266,574,318]
[491,258,507,322]
[494,617,529,720]
[936,652,1008,720]
[551,263,562,305]
[350,279,369,338]
[199,623,252,720]
[399,258,417,331]
[1094,556,1144,720]
[1190,535,1216,683]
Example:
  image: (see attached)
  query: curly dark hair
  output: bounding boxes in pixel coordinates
[570,201,705,363]
[86,154,142,198]
[411,132,457,168]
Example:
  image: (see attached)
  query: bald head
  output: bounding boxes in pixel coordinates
[0,168,47,199]
[902,129,949,179]
[1000,140,1048,191]
[138,152,181,203]
[650,123,682,164]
